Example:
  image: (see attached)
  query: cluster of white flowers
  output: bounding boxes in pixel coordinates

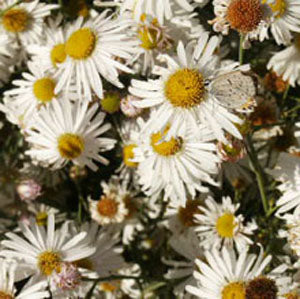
[0,0,300,298]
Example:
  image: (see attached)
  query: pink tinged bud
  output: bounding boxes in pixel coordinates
[120,95,143,118]
[53,262,81,291]
[16,179,42,201]
[217,139,246,163]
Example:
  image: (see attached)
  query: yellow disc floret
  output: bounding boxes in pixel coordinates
[99,282,119,292]
[57,133,85,160]
[101,93,121,114]
[97,197,119,218]
[138,26,158,50]
[2,8,29,33]
[216,213,236,238]
[51,44,67,67]
[33,78,56,103]
[222,282,246,299]
[65,28,96,60]
[268,0,286,18]
[38,251,61,276]
[36,212,48,226]
[151,127,183,156]
[165,69,205,108]
[123,144,138,168]
[0,291,13,299]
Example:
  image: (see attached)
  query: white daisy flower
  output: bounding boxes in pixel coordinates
[129,33,246,143]
[109,0,208,24]
[89,176,143,244]
[136,121,220,207]
[209,0,270,40]
[0,214,95,286]
[268,36,300,87]
[96,263,141,298]
[72,223,126,277]
[0,0,58,45]
[254,0,300,45]
[127,11,206,74]
[163,230,204,299]
[116,118,143,186]
[4,61,75,125]
[269,152,300,215]
[54,12,137,101]
[25,99,116,171]
[186,245,272,298]
[211,0,300,46]
[27,14,67,74]
[27,203,66,226]
[89,177,129,225]
[0,258,49,299]
[194,196,257,252]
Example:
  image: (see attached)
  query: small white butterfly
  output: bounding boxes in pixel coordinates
[209,71,257,112]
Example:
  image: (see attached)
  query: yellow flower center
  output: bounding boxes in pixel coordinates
[222,282,246,299]
[57,133,85,160]
[73,258,94,271]
[268,0,286,18]
[165,69,205,108]
[216,213,236,238]
[123,144,138,168]
[294,35,300,51]
[2,8,29,33]
[65,28,96,60]
[51,44,67,67]
[100,282,119,292]
[178,199,203,227]
[101,93,121,114]
[284,293,300,299]
[138,26,158,50]
[151,127,183,157]
[33,78,56,103]
[0,291,13,299]
[36,212,48,226]
[38,251,61,276]
[227,0,263,33]
[97,197,119,218]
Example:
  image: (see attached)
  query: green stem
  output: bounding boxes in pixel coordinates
[239,34,245,64]
[280,84,290,112]
[282,84,290,102]
[77,195,83,224]
[0,0,22,16]
[246,134,268,214]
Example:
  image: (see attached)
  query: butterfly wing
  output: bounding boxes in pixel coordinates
[210,71,257,111]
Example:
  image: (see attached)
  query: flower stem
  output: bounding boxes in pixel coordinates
[239,34,245,64]
[246,134,269,214]
[281,84,290,109]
